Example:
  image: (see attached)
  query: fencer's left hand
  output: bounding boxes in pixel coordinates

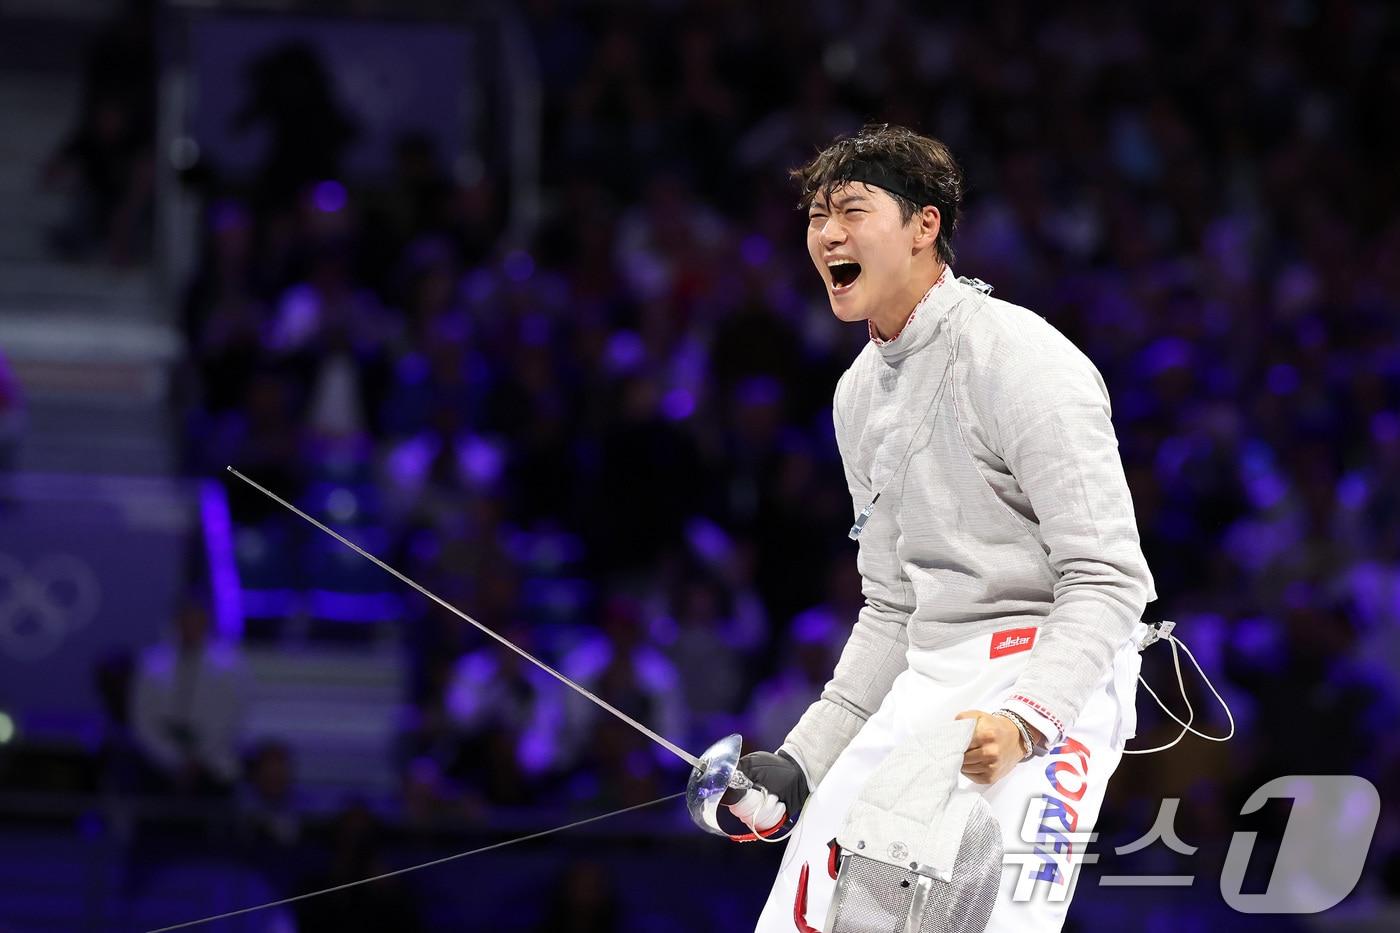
[953,710,1044,785]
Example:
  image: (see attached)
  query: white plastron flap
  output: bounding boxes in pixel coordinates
[835,718,982,881]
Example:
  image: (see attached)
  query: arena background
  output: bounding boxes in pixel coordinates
[0,0,1396,930]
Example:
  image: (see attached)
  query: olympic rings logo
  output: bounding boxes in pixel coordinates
[0,552,101,662]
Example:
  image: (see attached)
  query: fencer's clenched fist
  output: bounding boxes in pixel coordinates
[722,749,810,838]
[954,709,1043,785]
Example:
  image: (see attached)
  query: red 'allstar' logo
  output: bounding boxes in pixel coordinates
[990,627,1037,658]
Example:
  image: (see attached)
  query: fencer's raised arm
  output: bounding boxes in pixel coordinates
[778,373,913,788]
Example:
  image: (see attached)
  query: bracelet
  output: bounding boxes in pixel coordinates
[992,709,1035,762]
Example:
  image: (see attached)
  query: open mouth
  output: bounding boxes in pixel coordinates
[829,261,862,292]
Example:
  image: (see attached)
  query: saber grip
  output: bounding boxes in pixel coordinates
[720,767,757,806]
[721,750,809,839]
[722,777,789,839]
[686,736,802,840]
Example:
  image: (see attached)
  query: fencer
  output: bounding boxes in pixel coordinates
[726,123,1157,933]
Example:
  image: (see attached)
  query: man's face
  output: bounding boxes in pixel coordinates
[806,182,922,324]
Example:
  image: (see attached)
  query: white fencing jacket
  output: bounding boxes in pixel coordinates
[781,268,1156,788]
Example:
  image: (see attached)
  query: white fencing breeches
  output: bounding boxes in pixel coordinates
[754,624,1146,933]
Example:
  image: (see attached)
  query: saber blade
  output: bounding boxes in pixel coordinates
[225,466,702,771]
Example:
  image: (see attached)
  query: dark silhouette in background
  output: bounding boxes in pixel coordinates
[234,40,359,214]
[41,0,155,263]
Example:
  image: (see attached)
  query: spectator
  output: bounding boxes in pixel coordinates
[233,41,358,214]
[561,596,684,800]
[658,575,751,745]
[237,738,303,847]
[0,348,24,474]
[131,590,247,794]
[91,649,143,796]
[433,623,573,803]
[294,800,422,933]
[42,0,155,263]
[746,604,843,754]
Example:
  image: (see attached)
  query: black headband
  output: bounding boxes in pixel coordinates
[836,160,933,208]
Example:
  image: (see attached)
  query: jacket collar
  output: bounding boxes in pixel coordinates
[869,264,959,362]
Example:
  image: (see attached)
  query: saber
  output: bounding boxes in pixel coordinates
[225,467,763,837]
[227,467,700,769]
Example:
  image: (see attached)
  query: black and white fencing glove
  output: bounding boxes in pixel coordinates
[721,749,810,840]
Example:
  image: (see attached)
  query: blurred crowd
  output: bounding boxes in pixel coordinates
[38,0,1400,926]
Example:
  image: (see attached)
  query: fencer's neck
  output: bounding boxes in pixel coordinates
[868,261,948,343]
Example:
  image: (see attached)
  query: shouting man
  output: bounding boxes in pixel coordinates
[731,124,1157,931]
